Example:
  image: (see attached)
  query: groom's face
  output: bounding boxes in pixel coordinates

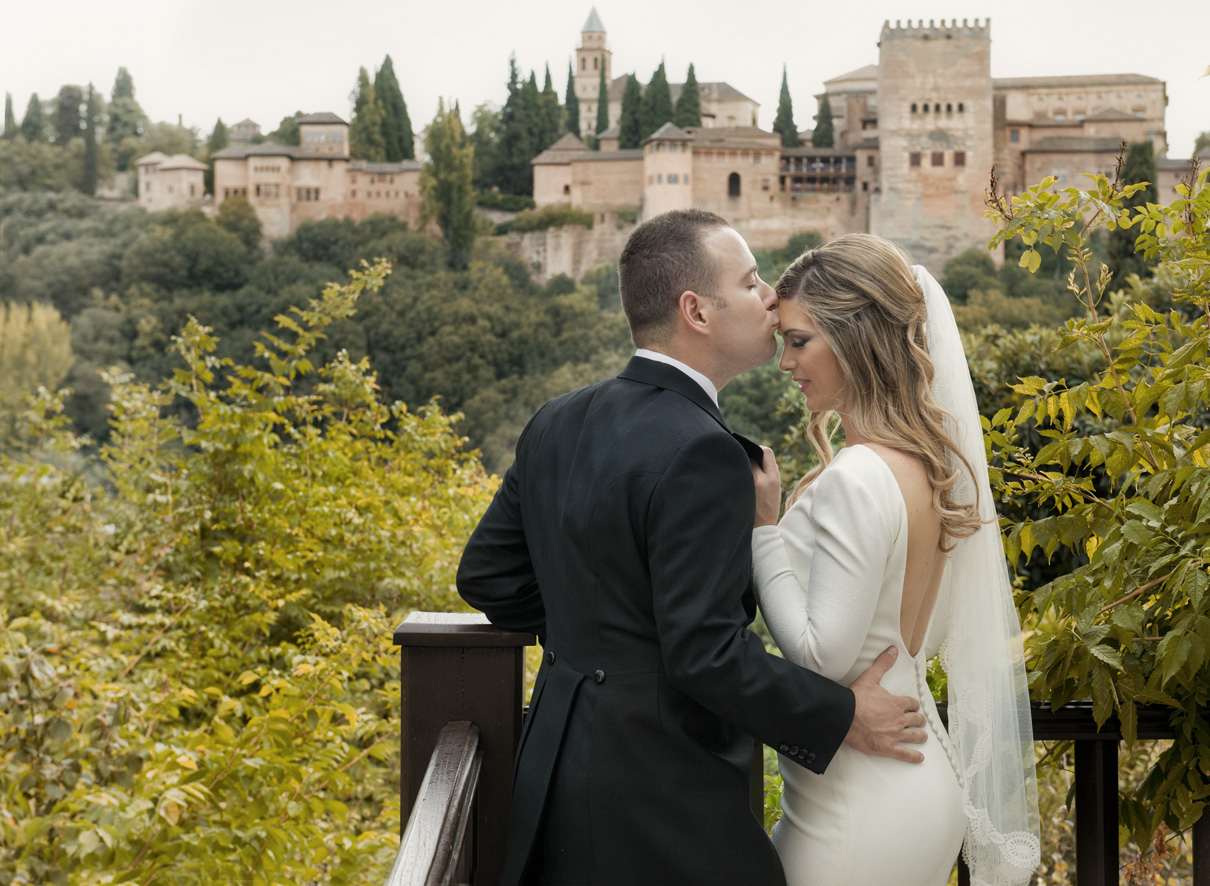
[699,226,779,372]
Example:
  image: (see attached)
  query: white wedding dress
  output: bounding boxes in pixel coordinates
[752,443,966,886]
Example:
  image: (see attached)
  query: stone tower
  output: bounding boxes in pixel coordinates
[575,8,612,137]
[871,19,995,269]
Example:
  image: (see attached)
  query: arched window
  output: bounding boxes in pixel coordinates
[911,103,917,113]
[934,103,941,113]
[593,57,598,70]
[922,102,929,113]
[728,173,741,198]
[958,103,965,113]
[946,103,952,113]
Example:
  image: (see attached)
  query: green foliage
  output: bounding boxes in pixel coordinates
[812,94,834,148]
[509,204,593,233]
[638,62,672,142]
[595,64,609,137]
[52,85,84,147]
[420,100,476,268]
[0,137,76,192]
[565,61,580,138]
[0,302,73,412]
[215,193,262,251]
[268,111,303,147]
[773,67,800,148]
[1107,141,1159,286]
[674,64,702,129]
[0,263,498,884]
[349,67,386,162]
[140,120,198,157]
[619,75,642,150]
[375,55,414,162]
[752,230,822,282]
[475,191,534,211]
[20,94,45,142]
[985,163,1210,845]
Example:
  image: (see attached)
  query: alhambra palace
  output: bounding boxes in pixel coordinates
[137,11,1197,273]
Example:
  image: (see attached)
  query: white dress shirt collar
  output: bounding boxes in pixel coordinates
[634,348,719,407]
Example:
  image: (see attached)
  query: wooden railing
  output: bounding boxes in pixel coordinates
[387,721,482,886]
[391,613,1210,886]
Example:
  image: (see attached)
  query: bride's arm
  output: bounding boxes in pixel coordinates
[752,462,893,682]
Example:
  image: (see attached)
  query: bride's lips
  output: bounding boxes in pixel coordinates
[794,379,809,392]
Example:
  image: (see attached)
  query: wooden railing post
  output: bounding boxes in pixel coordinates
[1074,738,1118,886]
[395,612,536,886]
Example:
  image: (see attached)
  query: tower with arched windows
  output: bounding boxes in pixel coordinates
[575,8,612,137]
[870,19,995,261]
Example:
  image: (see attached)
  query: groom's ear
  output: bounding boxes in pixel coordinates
[679,289,709,335]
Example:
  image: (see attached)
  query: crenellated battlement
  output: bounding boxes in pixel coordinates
[879,18,990,40]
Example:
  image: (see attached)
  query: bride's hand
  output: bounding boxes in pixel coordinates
[752,445,781,527]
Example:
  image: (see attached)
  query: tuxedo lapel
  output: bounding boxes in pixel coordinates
[617,356,765,463]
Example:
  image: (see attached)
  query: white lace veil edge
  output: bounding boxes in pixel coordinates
[914,265,1041,886]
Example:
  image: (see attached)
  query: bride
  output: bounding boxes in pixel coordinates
[751,234,1040,886]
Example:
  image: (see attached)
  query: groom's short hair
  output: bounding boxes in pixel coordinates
[619,209,730,347]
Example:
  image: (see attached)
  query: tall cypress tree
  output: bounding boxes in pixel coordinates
[375,55,414,162]
[619,75,642,150]
[205,118,228,194]
[113,67,135,101]
[81,84,99,195]
[522,72,547,156]
[812,94,834,148]
[541,64,563,148]
[498,56,537,194]
[565,61,580,138]
[1108,141,1158,284]
[3,93,16,140]
[53,85,84,146]
[674,63,702,129]
[639,61,672,141]
[349,67,386,161]
[20,94,45,142]
[595,64,609,136]
[773,66,800,148]
[106,67,147,169]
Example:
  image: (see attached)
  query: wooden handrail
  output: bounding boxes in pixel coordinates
[385,721,483,886]
[394,614,1209,885]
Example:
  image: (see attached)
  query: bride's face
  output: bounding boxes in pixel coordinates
[776,297,847,413]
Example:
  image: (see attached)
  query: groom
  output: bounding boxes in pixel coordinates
[457,209,926,885]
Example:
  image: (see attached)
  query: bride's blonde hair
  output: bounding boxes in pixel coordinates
[775,233,981,549]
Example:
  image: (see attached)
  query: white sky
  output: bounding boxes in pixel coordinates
[2,0,1206,158]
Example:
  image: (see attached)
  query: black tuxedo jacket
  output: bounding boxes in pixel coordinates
[457,356,855,885]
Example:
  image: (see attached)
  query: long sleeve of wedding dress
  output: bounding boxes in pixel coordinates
[750,445,966,886]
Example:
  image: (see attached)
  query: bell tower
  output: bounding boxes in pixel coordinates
[575,8,611,136]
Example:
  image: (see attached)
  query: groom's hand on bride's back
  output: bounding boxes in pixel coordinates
[843,646,927,764]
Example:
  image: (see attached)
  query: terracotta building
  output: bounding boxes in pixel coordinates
[539,15,1190,270]
[211,112,422,239]
[135,152,208,211]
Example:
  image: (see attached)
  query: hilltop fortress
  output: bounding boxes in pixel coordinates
[534,12,1175,271]
[145,11,1187,275]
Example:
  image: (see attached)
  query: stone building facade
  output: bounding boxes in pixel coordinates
[135,152,208,212]
[211,112,422,239]
[540,14,1186,271]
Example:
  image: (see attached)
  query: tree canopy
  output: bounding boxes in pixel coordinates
[812,94,834,148]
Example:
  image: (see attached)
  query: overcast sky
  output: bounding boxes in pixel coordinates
[3,0,1206,159]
